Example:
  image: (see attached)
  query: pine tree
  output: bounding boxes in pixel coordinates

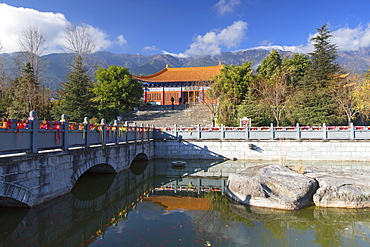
[4,63,51,119]
[52,56,96,122]
[291,24,343,125]
[308,23,341,86]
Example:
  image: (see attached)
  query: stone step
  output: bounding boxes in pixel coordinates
[121,104,214,127]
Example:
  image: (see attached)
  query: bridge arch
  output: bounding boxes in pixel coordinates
[72,157,118,190]
[132,153,149,162]
[130,153,150,175]
[0,183,37,207]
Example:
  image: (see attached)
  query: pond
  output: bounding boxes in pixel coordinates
[0,159,370,246]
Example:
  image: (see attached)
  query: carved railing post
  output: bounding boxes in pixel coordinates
[323,123,327,140]
[84,117,90,148]
[174,124,178,139]
[134,122,137,143]
[221,124,225,140]
[270,123,274,140]
[197,124,201,140]
[61,114,68,151]
[123,121,128,143]
[350,122,355,140]
[113,120,119,145]
[245,124,250,140]
[29,111,38,154]
[296,123,301,140]
[101,118,106,147]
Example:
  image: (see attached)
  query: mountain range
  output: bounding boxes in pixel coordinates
[2,47,370,91]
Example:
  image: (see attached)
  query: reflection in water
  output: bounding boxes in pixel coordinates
[130,160,149,175]
[0,207,30,243]
[71,173,116,201]
[0,160,370,246]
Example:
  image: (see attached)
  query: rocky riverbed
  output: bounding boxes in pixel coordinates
[226,164,370,210]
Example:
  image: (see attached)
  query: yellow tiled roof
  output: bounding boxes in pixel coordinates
[133,64,223,83]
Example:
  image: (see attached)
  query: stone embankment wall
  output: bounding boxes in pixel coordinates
[154,139,370,161]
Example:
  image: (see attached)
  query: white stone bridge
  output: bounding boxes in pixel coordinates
[0,114,154,207]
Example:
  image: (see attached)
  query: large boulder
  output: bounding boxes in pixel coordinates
[304,167,370,208]
[226,164,318,210]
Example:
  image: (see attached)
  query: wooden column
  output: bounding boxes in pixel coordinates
[161,86,165,105]
[179,86,183,105]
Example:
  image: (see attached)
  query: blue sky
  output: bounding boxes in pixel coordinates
[1,0,370,57]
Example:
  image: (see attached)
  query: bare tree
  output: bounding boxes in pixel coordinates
[18,25,47,82]
[254,68,293,126]
[330,73,359,125]
[64,23,96,67]
[0,41,10,95]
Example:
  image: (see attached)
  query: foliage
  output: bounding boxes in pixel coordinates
[282,53,309,85]
[255,68,294,126]
[51,56,96,122]
[331,73,359,125]
[239,51,308,126]
[93,65,142,121]
[0,51,11,116]
[257,49,282,79]
[209,62,254,126]
[308,23,341,86]
[3,63,51,119]
[290,24,344,125]
[238,91,272,126]
[354,69,370,121]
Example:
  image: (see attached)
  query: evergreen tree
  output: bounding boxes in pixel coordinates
[291,24,343,125]
[52,56,96,122]
[4,63,51,119]
[308,23,341,86]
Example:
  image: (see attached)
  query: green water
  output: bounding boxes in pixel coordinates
[0,160,370,247]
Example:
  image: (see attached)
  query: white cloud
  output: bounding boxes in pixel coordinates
[213,0,241,16]
[259,40,273,46]
[248,24,370,54]
[282,24,370,53]
[143,45,159,52]
[331,24,370,51]
[0,3,67,54]
[85,25,113,52]
[184,20,248,57]
[162,50,188,58]
[0,3,121,54]
[116,35,127,47]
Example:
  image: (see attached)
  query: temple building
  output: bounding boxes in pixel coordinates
[132,63,223,105]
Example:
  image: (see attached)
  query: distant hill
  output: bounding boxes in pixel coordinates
[2,47,370,91]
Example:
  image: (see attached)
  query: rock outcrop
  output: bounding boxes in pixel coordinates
[226,165,318,210]
[227,165,370,210]
[304,167,370,208]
